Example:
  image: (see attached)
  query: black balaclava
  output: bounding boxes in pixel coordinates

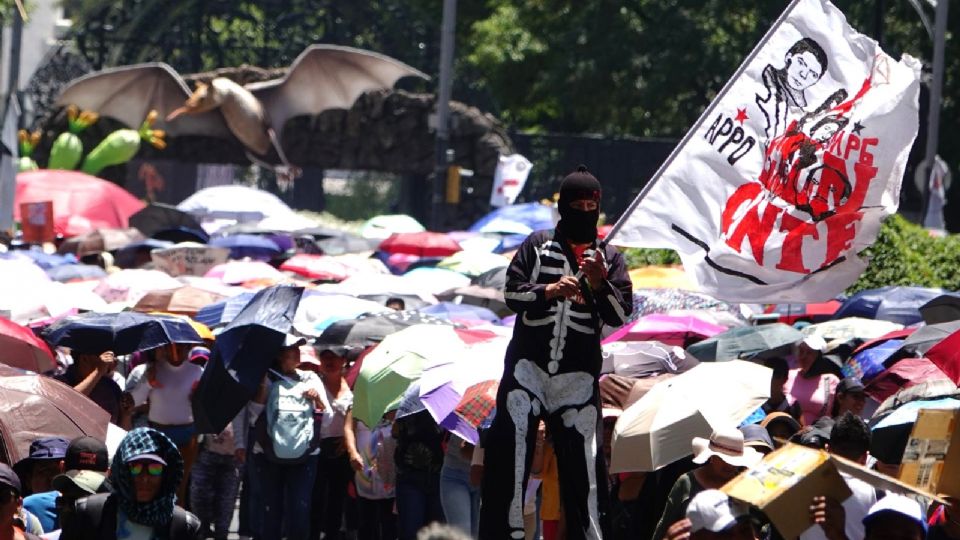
[557,165,601,244]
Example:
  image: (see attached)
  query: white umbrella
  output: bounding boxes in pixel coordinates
[293,294,393,336]
[610,360,771,473]
[801,317,904,342]
[177,185,295,221]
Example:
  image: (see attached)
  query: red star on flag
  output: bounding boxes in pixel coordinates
[735,108,748,124]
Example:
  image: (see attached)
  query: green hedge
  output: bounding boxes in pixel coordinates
[620,214,960,295]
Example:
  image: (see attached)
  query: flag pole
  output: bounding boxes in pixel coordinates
[602,0,805,248]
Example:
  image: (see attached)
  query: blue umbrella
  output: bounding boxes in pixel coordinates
[7,250,77,270]
[114,239,174,268]
[395,381,426,419]
[469,202,555,235]
[210,234,282,261]
[870,398,960,463]
[832,286,945,326]
[194,292,257,328]
[45,263,108,282]
[843,339,905,383]
[494,234,528,254]
[419,302,501,324]
[192,285,305,433]
[41,312,203,355]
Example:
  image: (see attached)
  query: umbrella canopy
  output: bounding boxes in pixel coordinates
[0,318,56,373]
[210,234,282,261]
[610,360,771,472]
[280,254,353,281]
[316,310,456,348]
[870,398,960,464]
[132,286,228,316]
[379,232,462,258]
[129,203,204,238]
[764,300,842,324]
[437,251,509,278]
[469,202,555,235]
[447,380,499,444]
[292,294,393,336]
[628,266,695,290]
[630,289,746,325]
[864,358,951,404]
[360,214,426,240]
[15,170,145,237]
[177,185,295,222]
[418,302,501,325]
[0,279,109,327]
[57,228,145,257]
[315,234,377,256]
[353,324,465,427]
[11,250,76,270]
[204,260,286,285]
[920,294,960,325]
[832,286,944,326]
[473,266,507,290]
[925,329,960,386]
[0,369,110,464]
[437,285,511,318]
[395,380,427,419]
[194,291,257,328]
[42,311,203,355]
[892,321,960,361]
[400,268,471,295]
[842,339,905,383]
[603,314,727,347]
[114,239,174,269]
[192,285,304,433]
[93,269,182,304]
[45,263,107,282]
[801,317,904,343]
[686,323,802,362]
[601,341,699,378]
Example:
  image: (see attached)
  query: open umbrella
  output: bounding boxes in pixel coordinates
[437,251,509,278]
[418,302,501,325]
[210,234,282,261]
[400,268,471,295]
[93,269,182,304]
[132,286,227,316]
[379,232,462,258]
[801,318,904,343]
[892,321,960,361]
[42,311,203,355]
[601,341,699,378]
[603,314,727,347]
[192,285,304,433]
[842,339,905,383]
[15,170,146,237]
[360,214,425,240]
[45,263,107,282]
[610,360,771,472]
[630,289,746,324]
[317,310,456,348]
[473,266,507,290]
[194,291,256,328]
[447,380,499,444]
[920,294,960,325]
[686,323,802,362]
[177,185,295,222]
[437,285,511,318]
[57,228,145,257]
[925,329,960,386]
[468,202,554,235]
[281,254,353,281]
[292,294,393,336]
[204,260,286,285]
[763,300,842,325]
[0,318,56,373]
[395,380,426,419]
[869,398,960,464]
[129,203,204,238]
[0,368,110,464]
[832,286,944,326]
[864,358,951,404]
[353,325,465,427]
[316,234,378,256]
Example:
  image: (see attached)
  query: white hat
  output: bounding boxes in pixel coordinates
[800,334,827,352]
[862,494,927,533]
[692,427,763,468]
[687,489,750,533]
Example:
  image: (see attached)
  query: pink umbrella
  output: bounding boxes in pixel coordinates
[205,260,285,285]
[281,254,352,281]
[379,232,462,258]
[0,318,57,373]
[603,313,727,347]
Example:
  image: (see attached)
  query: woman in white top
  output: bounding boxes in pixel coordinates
[308,344,355,540]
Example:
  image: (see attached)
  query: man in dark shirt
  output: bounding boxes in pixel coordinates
[54,351,123,424]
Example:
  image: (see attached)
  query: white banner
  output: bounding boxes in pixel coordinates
[490,154,533,207]
[152,244,230,277]
[611,0,920,303]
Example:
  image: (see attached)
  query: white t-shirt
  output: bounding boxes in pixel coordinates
[799,471,878,540]
[320,385,353,439]
[128,360,204,425]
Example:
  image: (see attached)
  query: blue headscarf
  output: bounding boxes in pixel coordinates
[107,427,184,527]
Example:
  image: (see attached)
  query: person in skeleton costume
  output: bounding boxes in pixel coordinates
[479,166,633,540]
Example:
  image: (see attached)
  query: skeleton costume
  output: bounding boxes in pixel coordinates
[479,167,633,540]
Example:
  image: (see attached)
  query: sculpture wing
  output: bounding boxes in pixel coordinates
[246,45,429,136]
[56,63,232,139]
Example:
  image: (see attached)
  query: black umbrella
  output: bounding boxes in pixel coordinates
[685,323,802,362]
[317,234,377,255]
[316,310,456,348]
[129,203,204,238]
[890,320,960,364]
[437,285,512,318]
[473,266,507,289]
[42,312,203,355]
[192,285,304,433]
[920,294,960,325]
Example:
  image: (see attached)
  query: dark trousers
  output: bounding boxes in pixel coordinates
[395,477,444,540]
[310,441,353,540]
[189,449,241,539]
[356,497,397,540]
[260,454,320,540]
[478,362,609,540]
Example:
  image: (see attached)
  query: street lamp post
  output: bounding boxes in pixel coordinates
[919,0,949,224]
[432,0,456,231]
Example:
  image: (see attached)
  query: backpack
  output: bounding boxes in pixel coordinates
[67,493,200,540]
[254,371,322,464]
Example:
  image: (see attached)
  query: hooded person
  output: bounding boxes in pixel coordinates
[60,427,201,540]
[478,165,634,540]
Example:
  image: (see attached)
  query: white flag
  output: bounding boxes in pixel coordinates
[490,154,533,207]
[611,0,920,303]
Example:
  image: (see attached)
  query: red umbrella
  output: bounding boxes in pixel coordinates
[864,357,951,403]
[378,232,462,258]
[280,254,352,281]
[926,330,960,385]
[764,300,842,324]
[0,368,110,464]
[15,170,146,237]
[0,319,56,373]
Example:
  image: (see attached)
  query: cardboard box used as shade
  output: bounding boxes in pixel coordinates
[897,408,960,498]
[723,443,943,540]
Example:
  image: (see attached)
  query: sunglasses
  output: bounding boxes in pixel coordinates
[128,462,164,477]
